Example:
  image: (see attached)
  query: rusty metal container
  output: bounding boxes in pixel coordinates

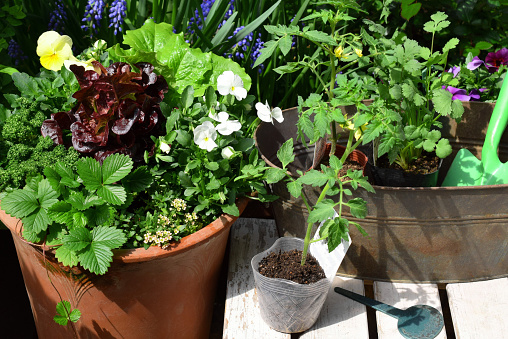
[255,106,508,283]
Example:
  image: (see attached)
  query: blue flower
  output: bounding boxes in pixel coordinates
[109,0,127,35]
[7,39,28,66]
[81,0,106,36]
[48,0,67,34]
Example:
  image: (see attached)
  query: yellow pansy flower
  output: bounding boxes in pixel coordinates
[64,56,100,73]
[36,31,74,71]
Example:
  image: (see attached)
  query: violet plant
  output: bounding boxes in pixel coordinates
[444,48,507,102]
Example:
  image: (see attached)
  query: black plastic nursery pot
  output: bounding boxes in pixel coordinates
[255,106,508,283]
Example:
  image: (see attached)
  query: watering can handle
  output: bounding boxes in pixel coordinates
[482,72,508,176]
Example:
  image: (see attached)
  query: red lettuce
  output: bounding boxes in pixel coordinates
[41,61,168,163]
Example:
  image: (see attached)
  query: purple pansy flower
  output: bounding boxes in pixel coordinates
[443,86,487,101]
[447,66,460,77]
[485,48,508,73]
[467,56,484,71]
[469,88,488,101]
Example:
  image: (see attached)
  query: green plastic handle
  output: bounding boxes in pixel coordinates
[481,73,508,183]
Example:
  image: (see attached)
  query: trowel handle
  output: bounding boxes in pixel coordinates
[334,287,403,319]
[482,72,508,172]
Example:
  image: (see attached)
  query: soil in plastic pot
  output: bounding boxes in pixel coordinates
[258,250,326,284]
[367,152,442,187]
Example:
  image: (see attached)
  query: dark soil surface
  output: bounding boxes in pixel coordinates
[258,249,326,284]
[376,152,441,175]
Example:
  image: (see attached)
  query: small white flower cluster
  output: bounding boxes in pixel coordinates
[144,229,177,249]
[185,212,198,225]
[193,70,283,153]
[171,198,187,212]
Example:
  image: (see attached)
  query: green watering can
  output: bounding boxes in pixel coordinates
[442,73,508,186]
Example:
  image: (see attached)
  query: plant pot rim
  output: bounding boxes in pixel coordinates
[255,107,508,191]
[1,196,249,264]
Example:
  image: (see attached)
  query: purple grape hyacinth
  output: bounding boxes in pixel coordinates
[48,0,67,34]
[81,0,106,36]
[109,0,127,35]
[7,39,28,66]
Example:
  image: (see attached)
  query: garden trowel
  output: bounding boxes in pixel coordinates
[442,73,508,186]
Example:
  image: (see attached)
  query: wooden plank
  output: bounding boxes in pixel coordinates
[300,277,369,339]
[374,282,446,339]
[223,218,290,339]
[446,278,508,339]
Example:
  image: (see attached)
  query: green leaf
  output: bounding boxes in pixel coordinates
[265,168,287,184]
[48,201,74,225]
[436,138,452,158]
[277,138,294,169]
[1,189,38,218]
[346,198,368,219]
[253,40,278,68]
[329,155,342,172]
[301,30,337,46]
[222,203,239,216]
[97,185,127,205]
[401,0,421,21]
[122,166,153,192]
[328,217,349,252]
[55,246,79,267]
[308,199,336,224]
[91,226,127,249]
[442,38,459,53]
[64,227,92,251]
[299,169,329,187]
[432,88,453,115]
[450,99,464,120]
[102,154,133,185]
[23,208,52,233]
[180,85,195,109]
[287,180,302,198]
[279,35,293,56]
[54,301,81,326]
[77,157,102,190]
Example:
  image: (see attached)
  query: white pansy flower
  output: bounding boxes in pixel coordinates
[160,141,171,154]
[255,101,284,124]
[194,121,218,151]
[210,111,241,135]
[217,71,247,101]
[221,146,235,159]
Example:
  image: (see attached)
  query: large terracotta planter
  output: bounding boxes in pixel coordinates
[255,107,508,283]
[0,197,249,339]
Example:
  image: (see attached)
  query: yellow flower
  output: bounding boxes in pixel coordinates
[36,31,74,71]
[354,48,363,58]
[334,46,345,59]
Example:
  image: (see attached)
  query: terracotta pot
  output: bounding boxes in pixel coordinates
[255,107,508,283]
[0,197,249,339]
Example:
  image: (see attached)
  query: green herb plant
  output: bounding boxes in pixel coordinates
[362,12,464,170]
[267,138,373,265]
[253,0,381,164]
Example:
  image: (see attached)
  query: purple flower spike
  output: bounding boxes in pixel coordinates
[485,48,508,73]
[467,56,484,71]
[447,66,460,77]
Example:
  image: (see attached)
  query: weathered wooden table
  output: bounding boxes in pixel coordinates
[223,218,508,339]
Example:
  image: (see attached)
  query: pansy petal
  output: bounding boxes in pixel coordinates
[217,71,234,96]
[36,31,61,56]
[271,107,284,123]
[216,111,230,122]
[232,87,247,101]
